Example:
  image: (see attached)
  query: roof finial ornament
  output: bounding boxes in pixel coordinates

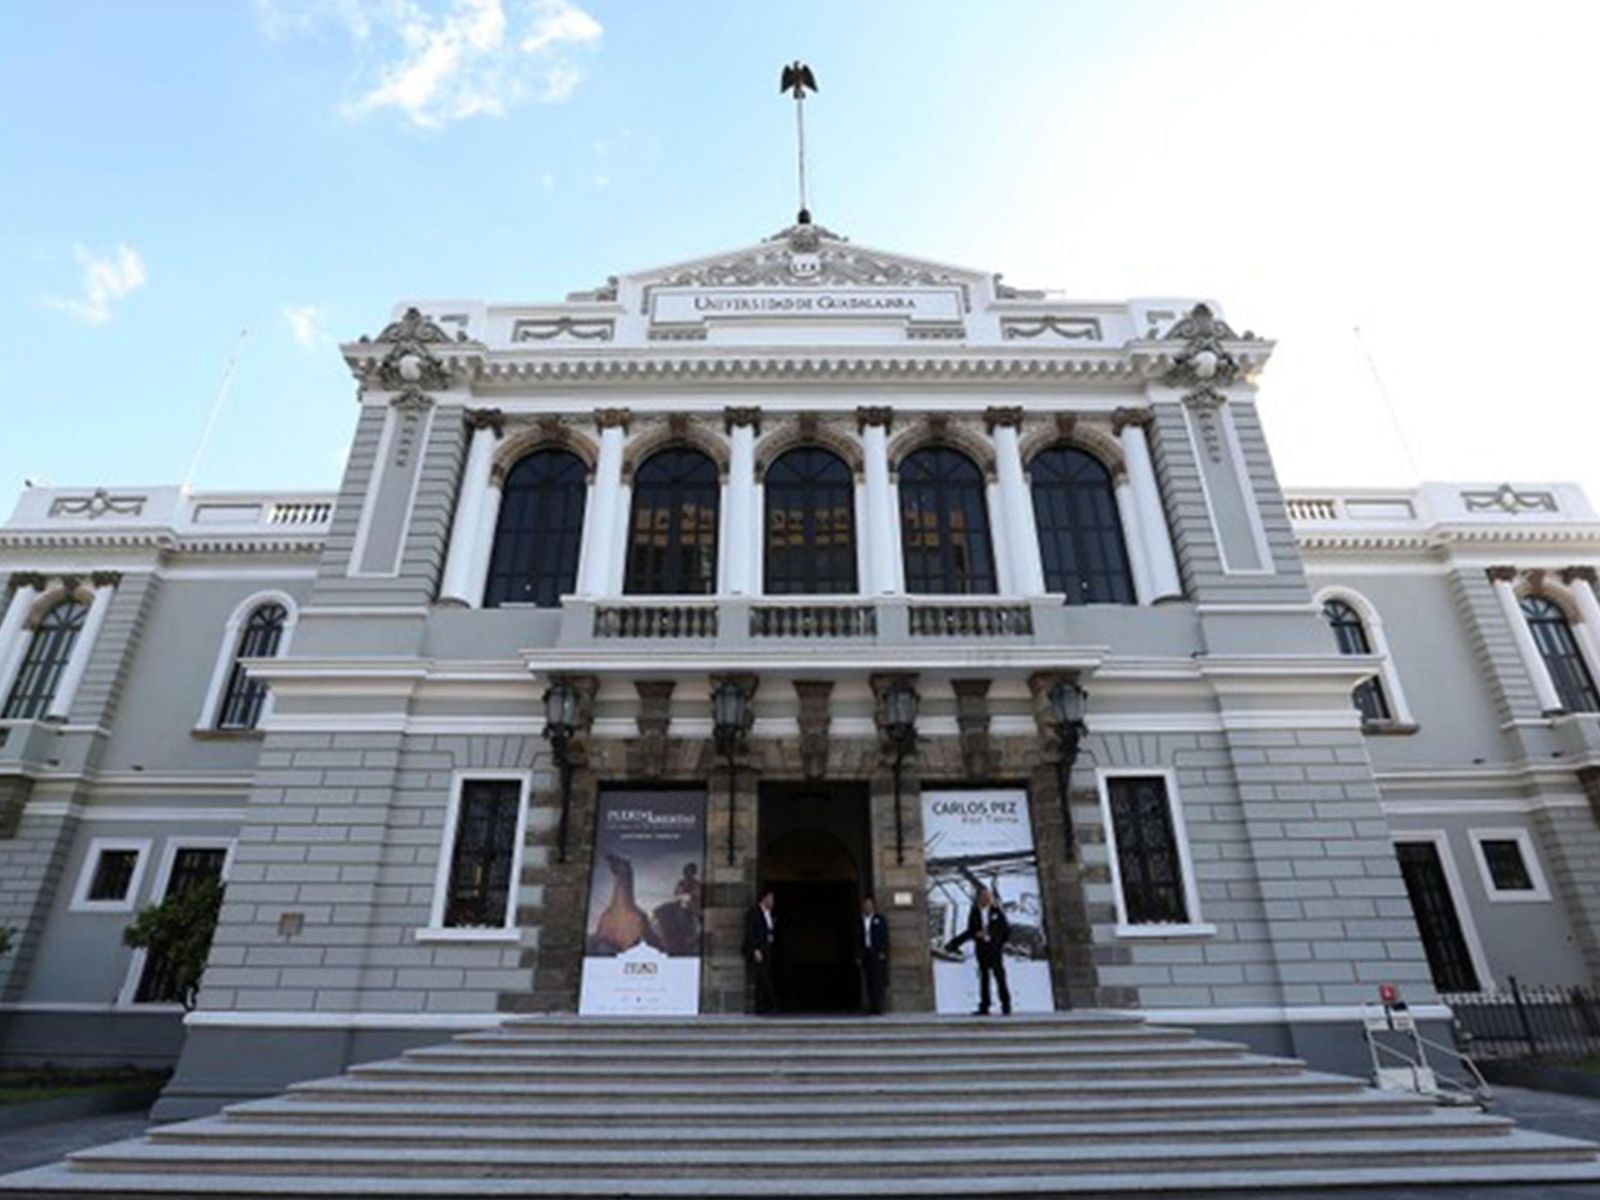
[780,61,819,227]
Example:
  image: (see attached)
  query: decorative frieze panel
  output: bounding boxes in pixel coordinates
[1002,315,1102,341]
[1462,484,1559,515]
[511,317,614,343]
[47,491,145,520]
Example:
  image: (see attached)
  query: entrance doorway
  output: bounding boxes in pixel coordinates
[758,783,872,1013]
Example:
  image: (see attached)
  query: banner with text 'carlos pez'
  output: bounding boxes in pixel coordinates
[579,789,705,1015]
[923,788,1054,1014]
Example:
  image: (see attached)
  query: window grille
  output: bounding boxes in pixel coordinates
[2,598,89,720]
[1520,595,1600,713]
[1106,776,1189,925]
[215,603,287,731]
[87,849,139,902]
[1029,446,1135,604]
[898,447,997,595]
[1480,839,1534,892]
[624,449,720,595]
[1322,598,1392,721]
[443,780,522,928]
[483,449,588,608]
[764,447,857,594]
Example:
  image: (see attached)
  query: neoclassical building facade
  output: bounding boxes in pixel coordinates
[0,224,1596,1114]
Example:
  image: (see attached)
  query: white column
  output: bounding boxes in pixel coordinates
[47,578,115,721]
[438,411,502,607]
[0,579,41,705]
[860,411,900,595]
[1119,413,1183,602]
[1568,569,1600,643]
[724,411,759,596]
[465,480,503,608]
[578,414,627,597]
[989,417,1046,596]
[1491,569,1563,713]
[1115,480,1154,605]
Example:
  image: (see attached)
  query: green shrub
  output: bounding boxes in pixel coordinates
[122,880,225,1010]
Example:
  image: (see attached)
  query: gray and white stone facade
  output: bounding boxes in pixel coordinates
[0,225,1594,1116]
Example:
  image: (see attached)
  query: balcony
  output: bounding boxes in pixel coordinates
[507,593,1195,676]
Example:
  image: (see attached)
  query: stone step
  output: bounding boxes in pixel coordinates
[402,1035,1250,1066]
[63,1131,1600,1181]
[463,1018,1174,1047]
[286,1068,1363,1106]
[497,1012,1145,1033]
[152,1109,1515,1152]
[14,1159,1600,1196]
[345,1052,1300,1085]
[226,1087,1431,1128]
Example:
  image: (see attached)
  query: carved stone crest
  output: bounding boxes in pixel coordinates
[359,307,478,391]
[1162,303,1242,388]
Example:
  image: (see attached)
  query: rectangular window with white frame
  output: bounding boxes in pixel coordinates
[69,838,151,914]
[1468,828,1552,902]
[1096,769,1212,937]
[420,772,530,943]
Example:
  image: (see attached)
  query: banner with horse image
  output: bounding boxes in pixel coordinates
[922,788,1055,1014]
[578,789,706,1015]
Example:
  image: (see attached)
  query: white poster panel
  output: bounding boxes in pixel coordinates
[578,790,705,1016]
[923,788,1054,1014]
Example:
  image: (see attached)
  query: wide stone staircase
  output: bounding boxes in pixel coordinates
[4,1012,1600,1196]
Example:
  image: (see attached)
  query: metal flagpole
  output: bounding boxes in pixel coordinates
[780,61,818,225]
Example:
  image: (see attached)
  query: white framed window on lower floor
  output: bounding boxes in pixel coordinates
[69,838,152,914]
[418,771,530,944]
[119,837,236,1008]
[1095,768,1213,938]
[1468,827,1552,903]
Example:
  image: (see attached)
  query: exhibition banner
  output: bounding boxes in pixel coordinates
[578,789,706,1016]
[922,788,1054,1014]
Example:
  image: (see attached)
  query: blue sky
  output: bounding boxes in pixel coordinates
[4,1,1598,506]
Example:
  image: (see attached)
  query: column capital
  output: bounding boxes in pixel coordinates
[594,407,632,432]
[1112,406,1154,434]
[983,406,1024,433]
[856,406,895,432]
[1564,566,1599,586]
[1486,566,1520,584]
[9,572,47,593]
[465,407,504,437]
[89,571,122,590]
[724,406,762,433]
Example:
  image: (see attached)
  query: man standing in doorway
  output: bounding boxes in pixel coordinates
[946,886,1011,1016]
[743,887,778,1014]
[856,895,890,1015]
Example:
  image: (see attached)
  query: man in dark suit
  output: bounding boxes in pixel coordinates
[742,887,778,1014]
[945,886,1012,1016]
[856,894,890,1015]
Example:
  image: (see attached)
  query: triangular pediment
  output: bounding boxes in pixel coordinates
[569,224,1026,302]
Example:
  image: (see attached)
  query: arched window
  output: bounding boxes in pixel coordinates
[484,449,588,608]
[908,448,992,598]
[1029,446,1135,605]
[215,603,288,731]
[625,448,720,595]
[764,447,857,594]
[1521,595,1600,713]
[2,598,89,720]
[1322,599,1392,721]
[899,447,997,595]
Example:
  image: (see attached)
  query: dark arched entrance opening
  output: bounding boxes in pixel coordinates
[758,784,872,1014]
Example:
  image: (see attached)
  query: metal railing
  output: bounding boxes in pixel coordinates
[750,604,877,639]
[1443,979,1600,1062]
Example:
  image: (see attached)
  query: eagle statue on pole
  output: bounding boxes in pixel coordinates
[780,61,818,99]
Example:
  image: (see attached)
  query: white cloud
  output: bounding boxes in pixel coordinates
[284,304,331,348]
[257,0,602,127]
[42,244,147,326]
